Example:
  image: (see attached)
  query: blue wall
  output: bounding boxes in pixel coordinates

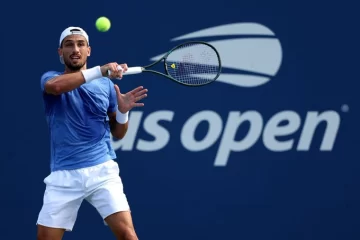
[1,0,358,239]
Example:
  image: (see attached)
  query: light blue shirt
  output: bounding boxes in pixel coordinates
[40,71,117,172]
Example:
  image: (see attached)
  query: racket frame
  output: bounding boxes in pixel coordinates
[140,41,222,87]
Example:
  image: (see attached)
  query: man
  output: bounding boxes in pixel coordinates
[37,26,146,240]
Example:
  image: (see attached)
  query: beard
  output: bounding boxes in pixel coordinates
[63,57,86,71]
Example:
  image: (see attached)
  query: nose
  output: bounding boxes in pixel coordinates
[72,45,80,53]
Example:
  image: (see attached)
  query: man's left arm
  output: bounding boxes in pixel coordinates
[108,80,129,139]
[108,111,129,139]
[107,77,147,139]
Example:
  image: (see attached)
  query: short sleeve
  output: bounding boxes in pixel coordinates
[40,71,59,92]
[108,80,118,113]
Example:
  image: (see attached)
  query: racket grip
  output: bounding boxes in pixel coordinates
[107,66,143,77]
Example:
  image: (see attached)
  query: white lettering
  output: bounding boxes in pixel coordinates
[137,111,174,151]
[297,111,340,151]
[263,111,301,151]
[214,111,263,166]
[110,110,342,166]
[181,111,223,151]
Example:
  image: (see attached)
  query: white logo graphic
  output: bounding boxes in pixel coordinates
[111,23,342,167]
[149,22,283,88]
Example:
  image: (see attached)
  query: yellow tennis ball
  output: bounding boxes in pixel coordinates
[96,17,111,32]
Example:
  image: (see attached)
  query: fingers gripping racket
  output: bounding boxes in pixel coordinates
[108,41,222,87]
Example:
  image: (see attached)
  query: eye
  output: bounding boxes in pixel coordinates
[64,42,74,47]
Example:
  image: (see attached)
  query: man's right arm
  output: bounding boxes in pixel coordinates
[43,63,124,95]
[44,71,87,95]
[44,66,105,95]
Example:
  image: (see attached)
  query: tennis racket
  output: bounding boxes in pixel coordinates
[108,41,221,87]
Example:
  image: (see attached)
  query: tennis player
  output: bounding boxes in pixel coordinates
[36,26,146,240]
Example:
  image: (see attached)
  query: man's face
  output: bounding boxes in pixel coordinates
[58,35,90,71]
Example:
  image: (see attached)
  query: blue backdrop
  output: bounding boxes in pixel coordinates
[0,0,358,239]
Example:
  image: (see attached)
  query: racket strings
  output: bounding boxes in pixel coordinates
[166,43,220,85]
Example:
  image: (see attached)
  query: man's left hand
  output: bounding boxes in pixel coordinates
[114,85,148,113]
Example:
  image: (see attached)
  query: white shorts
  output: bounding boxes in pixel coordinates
[36,160,130,231]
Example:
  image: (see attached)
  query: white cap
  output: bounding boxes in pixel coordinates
[59,26,89,64]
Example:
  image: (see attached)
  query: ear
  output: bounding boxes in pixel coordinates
[88,46,91,57]
[57,47,63,57]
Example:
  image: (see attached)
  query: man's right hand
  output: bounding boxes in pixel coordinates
[101,63,129,79]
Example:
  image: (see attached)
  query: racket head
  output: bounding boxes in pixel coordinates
[163,41,222,87]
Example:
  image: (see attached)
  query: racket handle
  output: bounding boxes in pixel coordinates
[107,66,143,77]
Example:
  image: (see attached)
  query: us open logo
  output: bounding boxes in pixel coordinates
[112,23,343,167]
[150,22,283,88]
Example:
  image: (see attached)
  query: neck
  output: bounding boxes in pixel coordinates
[64,63,87,74]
